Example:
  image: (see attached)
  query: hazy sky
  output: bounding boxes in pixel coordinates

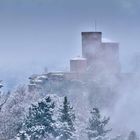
[0,0,140,89]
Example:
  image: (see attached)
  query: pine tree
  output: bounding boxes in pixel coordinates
[128,131,139,140]
[57,96,76,140]
[20,96,56,140]
[86,108,111,140]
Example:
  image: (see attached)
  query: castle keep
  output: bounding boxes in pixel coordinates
[70,32,120,74]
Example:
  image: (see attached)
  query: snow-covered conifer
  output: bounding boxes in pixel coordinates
[20,96,56,140]
[57,96,76,140]
[128,131,139,140]
[86,108,111,140]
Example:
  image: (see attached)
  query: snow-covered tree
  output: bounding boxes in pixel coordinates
[19,96,57,140]
[0,86,28,140]
[86,108,111,140]
[57,96,76,140]
[128,131,139,140]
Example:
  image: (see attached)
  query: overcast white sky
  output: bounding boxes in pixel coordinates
[0,0,140,89]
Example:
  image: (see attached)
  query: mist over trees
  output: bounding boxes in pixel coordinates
[0,76,137,140]
[0,75,138,140]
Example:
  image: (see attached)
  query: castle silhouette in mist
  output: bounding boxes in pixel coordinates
[28,30,121,91]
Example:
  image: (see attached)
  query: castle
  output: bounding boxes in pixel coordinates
[28,31,121,90]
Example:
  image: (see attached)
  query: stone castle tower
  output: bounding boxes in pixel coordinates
[70,31,121,75]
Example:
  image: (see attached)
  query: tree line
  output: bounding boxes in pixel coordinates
[16,96,110,140]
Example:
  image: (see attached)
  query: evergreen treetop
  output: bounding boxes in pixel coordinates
[57,96,76,140]
[86,108,111,140]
